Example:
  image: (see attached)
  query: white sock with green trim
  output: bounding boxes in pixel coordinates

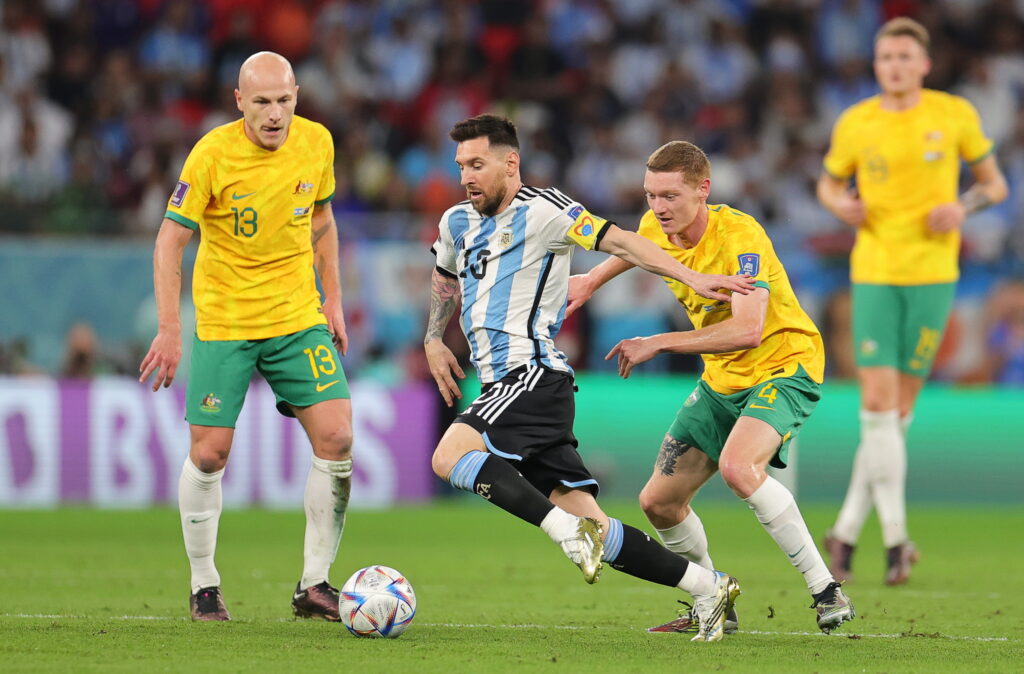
[300,456,353,590]
[832,409,884,544]
[179,458,224,594]
[745,476,833,594]
[656,509,715,569]
[862,410,908,547]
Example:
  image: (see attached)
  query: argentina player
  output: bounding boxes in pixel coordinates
[423,115,753,642]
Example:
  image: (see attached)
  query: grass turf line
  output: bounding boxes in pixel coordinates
[0,503,1021,673]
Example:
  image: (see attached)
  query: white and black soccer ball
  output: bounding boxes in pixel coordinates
[339,565,416,638]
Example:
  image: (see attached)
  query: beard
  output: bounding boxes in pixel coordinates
[471,182,508,217]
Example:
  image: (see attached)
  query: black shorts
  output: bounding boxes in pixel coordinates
[455,365,599,497]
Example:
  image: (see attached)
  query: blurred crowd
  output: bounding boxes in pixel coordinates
[1,0,1024,385]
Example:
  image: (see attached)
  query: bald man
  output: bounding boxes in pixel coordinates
[140,52,352,621]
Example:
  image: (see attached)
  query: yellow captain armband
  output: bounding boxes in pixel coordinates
[564,206,611,250]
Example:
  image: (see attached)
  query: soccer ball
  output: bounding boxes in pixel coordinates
[339,565,416,638]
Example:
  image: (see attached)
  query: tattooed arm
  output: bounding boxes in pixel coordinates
[424,268,465,406]
[928,154,1008,233]
[311,202,347,354]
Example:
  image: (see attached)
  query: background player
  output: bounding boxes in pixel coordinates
[425,115,753,642]
[816,17,1008,585]
[139,52,354,621]
[568,141,854,635]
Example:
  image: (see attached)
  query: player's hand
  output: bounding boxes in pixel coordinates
[566,274,595,317]
[139,330,182,392]
[834,193,866,227]
[685,273,755,303]
[323,304,349,356]
[927,202,966,233]
[605,335,660,379]
[425,338,465,407]
[831,192,864,227]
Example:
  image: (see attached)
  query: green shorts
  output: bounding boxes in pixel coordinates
[667,367,820,469]
[186,324,350,428]
[852,282,956,377]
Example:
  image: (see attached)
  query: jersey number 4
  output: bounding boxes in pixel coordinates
[461,248,491,280]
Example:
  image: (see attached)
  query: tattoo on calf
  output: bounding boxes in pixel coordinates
[656,436,691,476]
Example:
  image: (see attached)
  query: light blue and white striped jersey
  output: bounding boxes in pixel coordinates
[432,185,610,384]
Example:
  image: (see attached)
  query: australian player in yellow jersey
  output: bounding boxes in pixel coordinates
[568,141,854,635]
[817,17,1008,586]
[138,52,353,622]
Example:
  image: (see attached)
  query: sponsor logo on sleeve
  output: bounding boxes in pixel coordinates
[293,206,311,218]
[567,205,584,220]
[737,253,760,276]
[170,180,190,207]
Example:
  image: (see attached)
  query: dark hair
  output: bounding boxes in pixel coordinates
[449,114,520,149]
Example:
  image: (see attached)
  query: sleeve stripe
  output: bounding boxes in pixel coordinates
[542,188,572,208]
[314,191,335,206]
[966,145,994,165]
[753,280,770,291]
[164,210,199,230]
[435,265,457,279]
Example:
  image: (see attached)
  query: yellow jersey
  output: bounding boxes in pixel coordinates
[637,206,824,394]
[823,89,993,285]
[165,116,336,340]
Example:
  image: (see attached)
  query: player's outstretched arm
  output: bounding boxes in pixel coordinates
[424,268,465,407]
[597,224,754,302]
[566,256,634,317]
[139,218,194,391]
[816,173,865,228]
[312,203,348,355]
[605,288,769,378]
[927,155,1009,233]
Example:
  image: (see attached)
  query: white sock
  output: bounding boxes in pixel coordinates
[832,409,885,544]
[656,509,715,569]
[745,476,833,594]
[861,410,908,548]
[539,506,578,542]
[678,560,718,597]
[179,458,224,594]
[300,456,353,590]
[900,412,914,438]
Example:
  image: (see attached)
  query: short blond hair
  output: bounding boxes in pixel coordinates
[645,141,710,186]
[875,17,929,52]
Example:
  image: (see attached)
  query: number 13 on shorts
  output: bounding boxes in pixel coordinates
[304,345,337,378]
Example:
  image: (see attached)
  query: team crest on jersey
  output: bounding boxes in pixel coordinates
[170,180,190,207]
[737,253,760,276]
[200,393,222,413]
[499,227,514,248]
[293,180,314,195]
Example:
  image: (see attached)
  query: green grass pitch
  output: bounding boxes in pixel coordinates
[1,502,1021,673]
